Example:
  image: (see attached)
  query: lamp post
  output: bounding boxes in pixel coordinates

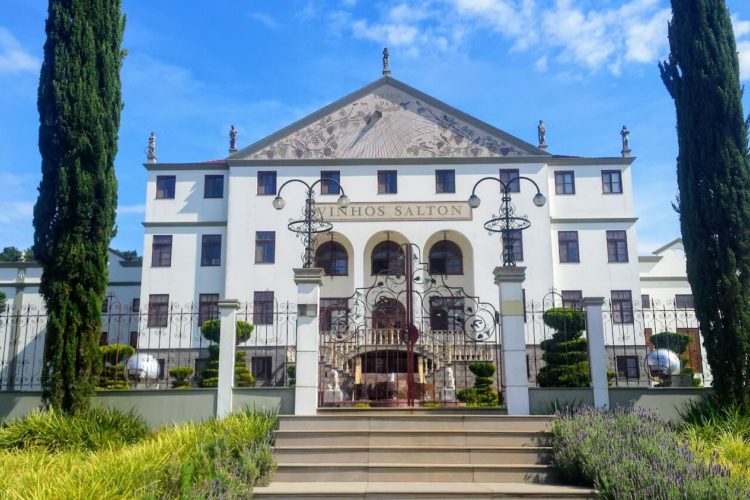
[468,175,546,267]
[272,178,350,268]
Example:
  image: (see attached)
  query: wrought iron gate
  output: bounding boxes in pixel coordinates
[318,243,500,407]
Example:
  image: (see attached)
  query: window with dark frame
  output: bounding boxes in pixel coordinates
[429,240,463,275]
[314,241,348,276]
[157,359,166,380]
[257,171,277,195]
[131,298,140,313]
[641,294,651,308]
[435,170,456,193]
[151,235,172,267]
[561,290,583,310]
[675,294,695,308]
[601,170,623,194]
[558,231,580,263]
[377,170,397,194]
[201,235,222,266]
[499,169,520,193]
[251,356,273,380]
[611,290,634,324]
[147,294,169,328]
[429,297,465,331]
[253,291,274,325]
[503,229,523,262]
[554,171,575,194]
[198,294,220,325]
[156,175,176,199]
[371,241,405,275]
[100,332,108,346]
[204,175,224,198]
[616,355,639,379]
[255,231,275,264]
[102,296,111,313]
[320,171,341,194]
[606,230,629,262]
[319,298,349,331]
[129,331,138,349]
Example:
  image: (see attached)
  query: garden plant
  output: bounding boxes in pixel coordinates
[537,307,589,387]
[457,362,500,406]
[198,319,255,387]
[98,344,135,390]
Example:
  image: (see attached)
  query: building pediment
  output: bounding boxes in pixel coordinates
[231,77,548,161]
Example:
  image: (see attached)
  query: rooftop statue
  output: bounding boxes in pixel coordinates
[146,131,156,163]
[229,125,238,152]
[537,120,547,149]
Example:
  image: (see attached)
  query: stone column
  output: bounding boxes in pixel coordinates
[583,297,610,408]
[294,268,325,415]
[494,266,529,415]
[216,299,240,419]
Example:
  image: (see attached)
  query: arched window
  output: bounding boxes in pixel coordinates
[371,241,405,275]
[314,241,348,276]
[429,240,463,275]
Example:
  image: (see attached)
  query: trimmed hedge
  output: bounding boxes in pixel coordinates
[537,308,589,387]
[457,362,500,407]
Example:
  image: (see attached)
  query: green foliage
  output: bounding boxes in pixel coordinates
[0,407,150,452]
[100,344,134,366]
[457,362,501,406]
[169,367,194,389]
[537,307,590,387]
[650,331,691,355]
[199,319,254,344]
[98,344,134,390]
[0,410,277,498]
[286,363,296,386]
[199,349,255,388]
[0,246,24,262]
[660,1,750,408]
[552,406,750,497]
[353,403,371,408]
[34,0,125,414]
[0,291,6,313]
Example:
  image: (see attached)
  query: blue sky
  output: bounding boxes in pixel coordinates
[1,0,749,255]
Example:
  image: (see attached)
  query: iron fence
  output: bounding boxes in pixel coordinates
[0,299,297,391]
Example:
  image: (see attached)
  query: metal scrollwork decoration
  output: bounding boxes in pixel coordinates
[272,178,349,268]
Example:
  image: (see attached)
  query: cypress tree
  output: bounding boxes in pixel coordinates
[660,1,750,407]
[34,0,124,413]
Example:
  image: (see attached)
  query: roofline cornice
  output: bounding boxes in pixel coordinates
[224,155,634,167]
[144,162,229,171]
[550,217,638,224]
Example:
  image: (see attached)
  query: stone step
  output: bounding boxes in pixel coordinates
[271,463,556,483]
[278,415,553,432]
[254,481,597,499]
[275,445,552,465]
[274,429,551,447]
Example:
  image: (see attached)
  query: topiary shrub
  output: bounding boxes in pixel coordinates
[199,319,254,344]
[457,362,501,406]
[98,344,135,390]
[650,331,691,355]
[169,367,194,389]
[198,320,256,388]
[537,307,590,387]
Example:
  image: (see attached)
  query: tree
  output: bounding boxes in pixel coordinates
[660,1,750,407]
[34,0,125,413]
[0,247,24,262]
[537,308,589,388]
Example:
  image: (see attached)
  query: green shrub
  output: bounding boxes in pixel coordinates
[98,344,136,390]
[286,363,296,386]
[100,344,135,365]
[537,307,589,388]
[353,403,371,408]
[199,319,254,344]
[552,406,750,497]
[650,331,691,354]
[169,367,194,389]
[457,362,500,407]
[199,350,255,388]
[0,407,151,452]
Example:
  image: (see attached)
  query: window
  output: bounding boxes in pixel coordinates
[558,231,580,263]
[148,294,169,327]
[435,170,455,193]
[601,170,622,194]
[201,235,221,266]
[253,291,274,325]
[251,356,273,380]
[429,297,465,331]
[503,229,523,262]
[562,290,583,310]
[554,171,575,194]
[320,171,340,195]
[157,359,166,380]
[314,241,348,276]
[320,298,349,331]
[156,176,175,199]
[204,175,224,198]
[151,235,172,267]
[371,241,405,275]
[257,171,277,195]
[100,332,108,346]
[131,298,140,312]
[129,331,138,349]
[429,240,463,274]
[102,296,111,313]
[606,230,629,263]
[675,294,695,308]
[641,294,651,308]
[255,231,275,264]
[377,170,397,194]
[499,169,520,193]
[198,294,219,326]
[611,290,634,324]
[616,355,639,379]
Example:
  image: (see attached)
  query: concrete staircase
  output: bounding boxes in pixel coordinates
[254,411,597,499]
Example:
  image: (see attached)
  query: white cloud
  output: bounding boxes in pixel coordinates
[0,201,34,224]
[733,14,750,39]
[0,27,39,74]
[117,204,145,215]
[738,40,750,82]
[248,12,277,29]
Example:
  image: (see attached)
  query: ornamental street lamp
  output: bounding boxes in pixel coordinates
[272,178,350,268]
[467,175,546,267]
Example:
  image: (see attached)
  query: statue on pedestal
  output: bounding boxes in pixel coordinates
[229,125,238,152]
[537,120,547,150]
[323,368,343,403]
[621,125,632,157]
[146,132,156,163]
[382,47,391,75]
